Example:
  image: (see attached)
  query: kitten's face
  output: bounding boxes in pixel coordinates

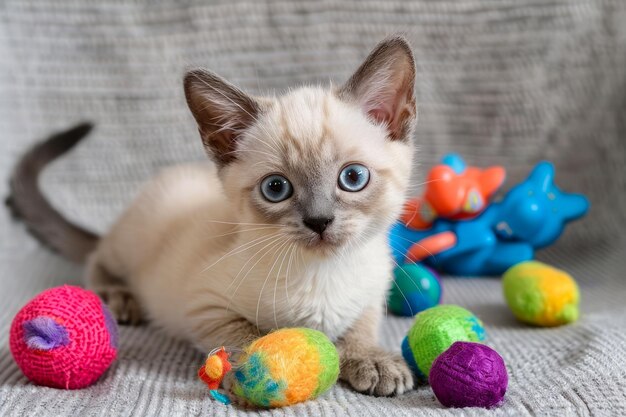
[221,88,413,253]
[184,36,417,256]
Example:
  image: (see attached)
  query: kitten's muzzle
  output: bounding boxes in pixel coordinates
[302,216,334,236]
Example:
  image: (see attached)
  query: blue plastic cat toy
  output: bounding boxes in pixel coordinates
[389,161,589,276]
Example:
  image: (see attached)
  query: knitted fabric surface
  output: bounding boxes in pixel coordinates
[9,286,118,389]
[1,0,626,416]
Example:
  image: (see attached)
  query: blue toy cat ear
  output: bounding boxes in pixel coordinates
[528,162,555,191]
[560,194,590,220]
[441,153,466,174]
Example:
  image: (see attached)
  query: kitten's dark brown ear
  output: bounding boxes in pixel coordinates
[184,69,260,165]
[339,36,417,141]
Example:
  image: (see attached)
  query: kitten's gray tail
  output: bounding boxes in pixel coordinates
[6,123,100,263]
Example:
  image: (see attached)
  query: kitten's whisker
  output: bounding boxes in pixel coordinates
[409,178,445,188]
[227,235,288,314]
[296,246,304,280]
[347,228,417,317]
[254,239,290,333]
[352,230,394,318]
[273,241,294,330]
[402,178,446,194]
[225,234,287,296]
[390,274,414,317]
[203,226,282,240]
[354,227,433,304]
[389,234,440,265]
[403,206,420,229]
[387,255,419,317]
[284,241,297,309]
[388,242,434,297]
[205,233,281,269]
[203,219,283,227]
[200,232,283,274]
[296,245,304,267]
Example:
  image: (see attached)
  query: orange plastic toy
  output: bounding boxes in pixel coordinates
[402,154,505,229]
[198,347,232,390]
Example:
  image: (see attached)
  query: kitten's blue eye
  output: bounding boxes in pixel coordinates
[338,164,370,192]
[260,175,293,203]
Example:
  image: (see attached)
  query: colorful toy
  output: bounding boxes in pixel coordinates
[401,305,485,381]
[388,264,442,317]
[430,341,508,408]
[503,261,580,326]
[200,328,339,408]
[401,153,505,229]
[10,285,118,389]
[198,347,233,404]
[390,160,589,276]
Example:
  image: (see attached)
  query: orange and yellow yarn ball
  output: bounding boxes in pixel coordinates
[200,328,340,408]
[230,328,339,408]
[503,261,580,327]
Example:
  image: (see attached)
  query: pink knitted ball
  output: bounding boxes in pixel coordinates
[429,342,508,408]
[10,285,118,389]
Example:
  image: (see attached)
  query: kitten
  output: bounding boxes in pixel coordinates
[8,36,417,396]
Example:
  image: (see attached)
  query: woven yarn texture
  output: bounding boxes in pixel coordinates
[1,0,626,416]
[9,286,117,390]
[405,305,486,378]
[429,341,508,408]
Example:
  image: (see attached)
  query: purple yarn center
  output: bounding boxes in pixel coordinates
[101,302,119,349]
[23,317,70,351]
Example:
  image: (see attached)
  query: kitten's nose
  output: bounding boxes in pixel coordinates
[303,216,334,235]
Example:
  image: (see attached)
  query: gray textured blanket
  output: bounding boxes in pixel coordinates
[1,1,625,416]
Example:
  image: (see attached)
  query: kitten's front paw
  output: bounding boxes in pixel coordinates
[95,285,144,325]
[340,347,414,396]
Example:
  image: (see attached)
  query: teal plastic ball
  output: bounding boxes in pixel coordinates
[388,264,442,317]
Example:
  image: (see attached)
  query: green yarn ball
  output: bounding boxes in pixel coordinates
[401,305,486,381]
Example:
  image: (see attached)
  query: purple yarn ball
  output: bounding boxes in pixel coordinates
[429,342,508,408]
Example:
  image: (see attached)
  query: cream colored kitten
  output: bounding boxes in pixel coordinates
[9,37,417,396]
